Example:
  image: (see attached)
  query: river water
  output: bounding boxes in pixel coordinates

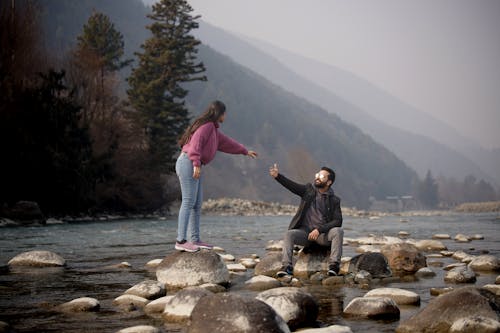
[0,212,498,332]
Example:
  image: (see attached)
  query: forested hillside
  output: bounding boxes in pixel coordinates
[1,0,420,213]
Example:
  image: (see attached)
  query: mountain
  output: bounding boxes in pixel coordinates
[245,37,500,186]
[184,45,418,208]
[35,0,419,208]
[193,22,498,186]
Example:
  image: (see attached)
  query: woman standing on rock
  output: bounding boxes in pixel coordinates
[175,100,258,252]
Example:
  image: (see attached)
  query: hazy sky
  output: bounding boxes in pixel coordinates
[144,0,500,150]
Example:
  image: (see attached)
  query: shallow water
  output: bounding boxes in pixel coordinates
[0,212,498,332]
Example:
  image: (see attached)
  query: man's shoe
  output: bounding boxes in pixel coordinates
[327,263,340,276]
[193,240,213,250]
[175,241,199,252]
[276,265,293,277]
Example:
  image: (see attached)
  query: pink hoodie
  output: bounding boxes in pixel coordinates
[182,122,248,167]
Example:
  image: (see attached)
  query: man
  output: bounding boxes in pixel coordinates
[269,163,343,277]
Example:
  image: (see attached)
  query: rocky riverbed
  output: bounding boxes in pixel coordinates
[1,212,499,333]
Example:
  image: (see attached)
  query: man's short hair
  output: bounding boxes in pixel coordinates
[321,166,336,184]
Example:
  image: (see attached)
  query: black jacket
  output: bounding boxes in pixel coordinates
[275,174,343,233]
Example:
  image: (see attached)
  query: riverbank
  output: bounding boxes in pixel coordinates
[200,198,500,217]
[1,198,499,227]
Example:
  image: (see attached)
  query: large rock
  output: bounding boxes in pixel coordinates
[162,287,212,322]
[293,246,330,278]
[254,252,283,277]
[468,255,500,272]
[381,243,426,275]
[396,287,500,333]
[156,250,229,288]
[444,266,477,284]
[256,287,318,330]
[8,250,65,267]
[347,253,392,278]
[187,293,290,333]
[343,297,400,319]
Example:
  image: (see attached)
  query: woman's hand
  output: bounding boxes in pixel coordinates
[247,150,258,158]
[193,166,201,179]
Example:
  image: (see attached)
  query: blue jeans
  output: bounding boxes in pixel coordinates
[282,227,344,267]
[175,152,203,242]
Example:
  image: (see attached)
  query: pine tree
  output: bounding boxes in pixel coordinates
[418,170,439,209]
[127,0,206,173]
[77,10,132,74]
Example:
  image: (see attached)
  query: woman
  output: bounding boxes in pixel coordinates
[175,100,258,252]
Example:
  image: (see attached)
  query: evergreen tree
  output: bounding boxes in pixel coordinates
[418,170,439,208]
[77,10,132,74]
[127,0,206,173]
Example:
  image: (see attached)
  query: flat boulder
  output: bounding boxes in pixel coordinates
[187,293,290,333]
[8,250,65,267]
[468,255,500,272]
[156,250,229,288]
[343,297,399,319]
[244,275,281,291]
[256,287,318,330]
[117,325,160,333]
[58,297,100,312]
[381,243,426,275]
[396,286,499,333]
[364,288,420,305]
[125,280,165,300]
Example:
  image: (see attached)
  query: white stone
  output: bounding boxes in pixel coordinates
[8,250,65,267]
[124,280,165,300]
[226,263,247,272]
[59,297,100,312]
[218,253,235,261]
[468,255,500,271]
[113,295,149,308]
[364,288,420,305]
[145,259,162,268]
[145,296,174,313]
[244,275,281,291]
[432,234,451,239]
[294,325,353,333]
[482,284,500,296]
[117,325,160,333]
[454,234,471,242]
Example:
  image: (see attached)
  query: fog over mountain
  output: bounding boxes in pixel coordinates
[193,21,498,185]
[178,0,500,149]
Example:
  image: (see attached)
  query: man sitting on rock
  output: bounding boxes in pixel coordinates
[269,163,343,277]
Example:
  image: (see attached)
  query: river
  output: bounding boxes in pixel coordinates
[0,212,498,332]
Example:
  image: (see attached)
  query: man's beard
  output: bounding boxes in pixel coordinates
[314,181,328,189]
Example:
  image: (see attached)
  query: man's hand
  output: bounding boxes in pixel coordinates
[308,229,319,241]
[269,163,279,178]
